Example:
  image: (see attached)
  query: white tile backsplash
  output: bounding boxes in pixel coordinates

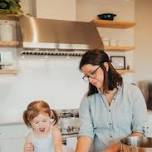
[0,56,88,124]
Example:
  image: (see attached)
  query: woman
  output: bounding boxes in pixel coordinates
[76,49,147,152]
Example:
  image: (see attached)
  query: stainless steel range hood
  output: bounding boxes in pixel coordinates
[19,15,103,56]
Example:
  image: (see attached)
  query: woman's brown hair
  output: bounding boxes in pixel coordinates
[79,49,122,96]
[23,100,58,127]
[138,81,152,111]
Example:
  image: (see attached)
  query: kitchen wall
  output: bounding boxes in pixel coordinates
[20,1,152,82]
[0,0,137,124]
[77,0,152,82]
[0,1,151,151]
[76,0,135,82]
[1,0,148,124]
[0,55,87,124]
[20,0,135,70]
[20,0,135,46]
[134,0,152,81]
[20,0,34,16]
[21,0,76,20]
[0,55,84,151]
[18,0,136,86]
[76,0,135,20]
[76,0,135,45]
[0,0,78,124]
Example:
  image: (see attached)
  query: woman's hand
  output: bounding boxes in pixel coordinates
[75,136,93,152]
[102,143,121,152]
[24,143,34,152]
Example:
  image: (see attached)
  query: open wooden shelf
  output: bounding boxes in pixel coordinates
[93,19,136,29]
[0,69,17,74]
[104,45,135,51]
[0,14,19,20]
[117,69,134,75]
[0,41,19,47]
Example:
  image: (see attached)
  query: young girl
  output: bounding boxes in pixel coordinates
[23,100,62,152]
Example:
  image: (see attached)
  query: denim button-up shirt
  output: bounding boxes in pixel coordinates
[78,83,147,152]
[144,111,152,137]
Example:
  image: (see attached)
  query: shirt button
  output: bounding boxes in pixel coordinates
[110,135,113,138]
[109,109,111,112]
[108,122,112,126]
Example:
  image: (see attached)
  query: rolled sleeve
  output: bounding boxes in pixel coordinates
[78,96,94,139]
[131,85,147,133]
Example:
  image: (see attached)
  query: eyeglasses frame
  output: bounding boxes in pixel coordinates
[82,65,101,81]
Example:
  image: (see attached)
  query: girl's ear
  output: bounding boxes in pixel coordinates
[103,62,109,72]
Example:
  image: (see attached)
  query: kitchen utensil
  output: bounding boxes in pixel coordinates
[97,13,117,20]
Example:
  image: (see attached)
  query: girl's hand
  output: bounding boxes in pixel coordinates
[24,143,34,152]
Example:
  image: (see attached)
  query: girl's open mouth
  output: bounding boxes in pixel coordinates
[39,128,45,132]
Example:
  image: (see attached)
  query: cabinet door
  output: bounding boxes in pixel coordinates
[0,137,25,152]
[66,137,77,152]
[0,123,29,152]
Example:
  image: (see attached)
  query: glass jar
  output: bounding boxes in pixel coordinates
[0,20,13,41]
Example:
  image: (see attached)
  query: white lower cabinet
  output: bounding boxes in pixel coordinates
[0,137,25,152]
[0,123,28,152]
[63,137,77,152]
[0,123,78,152]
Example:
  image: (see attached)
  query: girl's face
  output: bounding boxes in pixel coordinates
[31,113,51,135]
[81,64,105,90]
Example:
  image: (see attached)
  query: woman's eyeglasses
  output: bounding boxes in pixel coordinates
[82,66,101,82]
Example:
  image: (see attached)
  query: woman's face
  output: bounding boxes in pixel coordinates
[81,64,105,90]
[31,113,51,135]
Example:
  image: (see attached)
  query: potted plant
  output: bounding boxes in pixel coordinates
[0,0,23,15]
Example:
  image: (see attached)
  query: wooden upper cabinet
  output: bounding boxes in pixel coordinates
[92,19,136,29]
